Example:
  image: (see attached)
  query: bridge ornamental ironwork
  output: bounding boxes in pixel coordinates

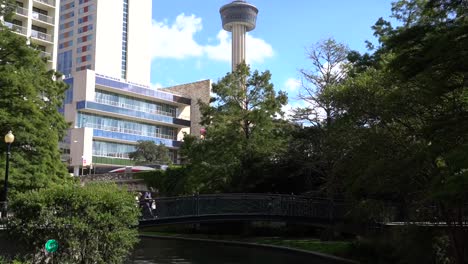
[139,194,348,224]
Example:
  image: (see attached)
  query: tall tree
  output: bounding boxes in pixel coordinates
[289,38,351,198]
[0,23,71,195]
[129,140,172,165]
[181,63,288,192]
[294,38,349,127]
[329,0,468,262]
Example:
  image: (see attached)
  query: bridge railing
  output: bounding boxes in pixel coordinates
[142,194,348,221]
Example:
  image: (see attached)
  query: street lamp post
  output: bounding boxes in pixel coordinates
[3,131,14,217]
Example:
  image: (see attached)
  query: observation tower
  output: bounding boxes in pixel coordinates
[220,0,258,71]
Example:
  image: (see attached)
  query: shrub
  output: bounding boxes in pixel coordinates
[7,183,140,263]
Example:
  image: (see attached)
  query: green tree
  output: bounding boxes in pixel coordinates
[129,140,172,165]
[328,0,468,262]
[6,183,140,263]
[288,38,351,198]
[181,63,288,192]
[294,38,350,127]
[0,21,71,195]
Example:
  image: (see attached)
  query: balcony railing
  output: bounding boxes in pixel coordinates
[94,98,177,118]
[32,11,54,24]
[31,29,53,42]
[15,6,28,16]
[4,22,27,35]
[39,51,52,60]
[33,0,56,7]
[83,123,176,140]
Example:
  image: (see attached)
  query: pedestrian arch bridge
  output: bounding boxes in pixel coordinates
[139,194,348,227]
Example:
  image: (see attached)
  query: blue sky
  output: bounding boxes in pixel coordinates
[150,0,395,111]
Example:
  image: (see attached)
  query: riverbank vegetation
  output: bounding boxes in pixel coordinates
[140,0,467,263]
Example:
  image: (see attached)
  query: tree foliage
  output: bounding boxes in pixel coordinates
[6,183,140,263]
[324,0,468,262]
[0,21,71,195]
[129,140,172,165]
[181,63,288,192]
[294,38,350,126]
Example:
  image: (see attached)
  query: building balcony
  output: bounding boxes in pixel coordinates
[39,51,52,61]
[95,75,191,106]
[85,123,176,141]
[94,98,177,119]
[32,11,54,24]
[76,101,191,128]
[15,6,28,17]
[33,0,55,8]
[92,129,182,148]
[4,22,27,36]
[31,29,53,43]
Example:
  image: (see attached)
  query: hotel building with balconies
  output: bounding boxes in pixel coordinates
[3,0,59,69]
[56,0,210,175]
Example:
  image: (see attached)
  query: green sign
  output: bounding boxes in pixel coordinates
[45,239,58,253]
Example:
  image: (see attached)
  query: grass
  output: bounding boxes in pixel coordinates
[139,231,353,257]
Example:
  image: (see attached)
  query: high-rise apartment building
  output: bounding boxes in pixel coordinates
[4,0,60,69]
[57,0,210,175]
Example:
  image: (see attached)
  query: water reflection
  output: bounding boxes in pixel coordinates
[128,237,341,264]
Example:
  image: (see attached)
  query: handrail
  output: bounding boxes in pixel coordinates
[32,11,54,24]
[139,194,348,221]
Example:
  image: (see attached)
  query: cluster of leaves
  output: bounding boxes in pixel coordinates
[135,166,193,196]
[0,23,71,195]
[6,183,140,263]
[129,140,172,165]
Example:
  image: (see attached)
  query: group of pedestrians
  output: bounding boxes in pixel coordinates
[136,191,157,219]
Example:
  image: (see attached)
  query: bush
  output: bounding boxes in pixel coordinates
[136,166,197,196]
[7,183,140,264]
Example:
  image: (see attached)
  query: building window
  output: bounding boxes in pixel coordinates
[64,82,73,104]
[94,90,178,118]
[78,5,94,14]
[78,15,93,24]
[59,40,73,49]
[76,55,91,63]
[75,65,92,72]
[59,30,73,39]
[31,25,47,33]
[77,44,92,53]
[60,2,75,11]
[78,113,178,140]
[60,11,74,21]
[60,21,74,30]
[58,50,72,75]
[77,24,93,34]
[121,0,128,79]
[77,34,93,44]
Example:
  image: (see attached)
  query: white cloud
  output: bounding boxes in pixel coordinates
[150,83,163,90]
[204,30,231,62]
[150,14,204,59]
[245,34,274,64]
[284,78,301,92]
[151,14,274,64]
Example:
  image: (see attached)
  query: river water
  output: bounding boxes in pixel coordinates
[127,237,343,264]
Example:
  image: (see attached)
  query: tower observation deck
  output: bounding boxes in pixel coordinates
[220,0,258,71]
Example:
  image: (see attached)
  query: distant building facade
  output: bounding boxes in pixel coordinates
[55,0,210,175]
[3,0,60,69]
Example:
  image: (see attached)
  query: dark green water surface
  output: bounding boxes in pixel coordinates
[127,237,343,264]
